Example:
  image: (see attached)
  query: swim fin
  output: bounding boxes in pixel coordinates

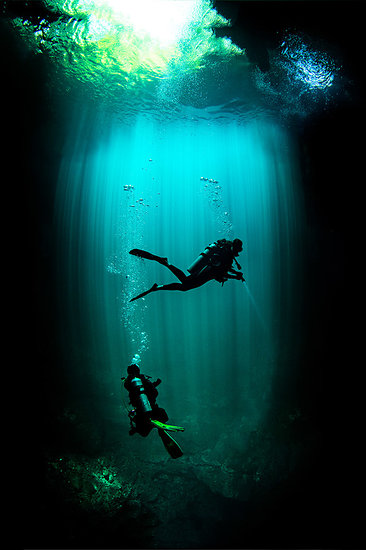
[129,249,168,265]
[129,283,158,302]
[151,419,185,432]
[158,428,183,459]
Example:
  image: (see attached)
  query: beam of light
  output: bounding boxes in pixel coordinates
[54,111,305,428]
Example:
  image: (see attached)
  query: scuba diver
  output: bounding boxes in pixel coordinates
[129,238,244,302]
[122,364,184,459]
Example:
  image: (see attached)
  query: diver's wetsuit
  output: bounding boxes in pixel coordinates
[123,365,184,458]
[124,373,168,436]
[129,238,244,301]
[124,373,159,405]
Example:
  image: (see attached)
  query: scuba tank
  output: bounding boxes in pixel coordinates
[129,377,153,416]
[124,372,185,458]
[187,243,219,276]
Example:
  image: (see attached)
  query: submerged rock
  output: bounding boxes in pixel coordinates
[47,454,133,513]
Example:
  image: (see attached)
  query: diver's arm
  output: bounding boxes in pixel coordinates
[225,273,241,279]
[227,266,241,275]
[226,270,245,281]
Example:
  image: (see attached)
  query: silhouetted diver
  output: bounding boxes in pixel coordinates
[129,238,244,301]
[123,364,184,459]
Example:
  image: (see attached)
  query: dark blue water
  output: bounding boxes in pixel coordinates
[9,1,359,548]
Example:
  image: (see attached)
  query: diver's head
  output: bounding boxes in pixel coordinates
[233,238,243,255]
[127,364,140,376]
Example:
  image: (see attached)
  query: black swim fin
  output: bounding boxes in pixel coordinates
[129,283,158,302]
[129,249,168,264]
[158,429,183,459]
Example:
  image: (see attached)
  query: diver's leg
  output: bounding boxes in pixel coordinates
[165,263,187,283]
[130,281,187,301]
[129,249,187,282]
[155,283,186,292]
[130,274,211,301]
[129,283,159,302]
[129,249,168,265]
[138,254,187,282]
[155,275,207,292]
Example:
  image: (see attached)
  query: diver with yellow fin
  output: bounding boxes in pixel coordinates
[122,364,184,459]
[129,238,244,302]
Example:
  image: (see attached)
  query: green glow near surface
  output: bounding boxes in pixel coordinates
[95,0,198,46]
[13,0,244,100]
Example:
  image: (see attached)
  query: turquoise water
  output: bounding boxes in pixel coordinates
[9,1,355,547]
[49,105,306,544]
[55,110,304,427]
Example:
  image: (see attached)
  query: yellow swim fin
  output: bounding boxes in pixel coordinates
[150,419,185,432]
